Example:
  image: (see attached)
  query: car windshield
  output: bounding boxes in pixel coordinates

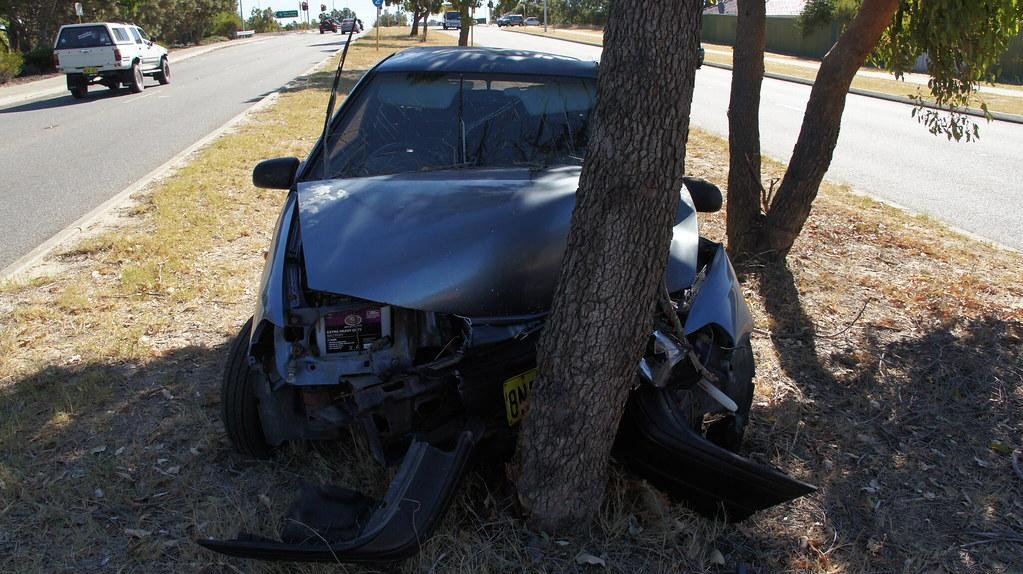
[316,72,596,179]
[56,25,113,49]
[446,11,460,19]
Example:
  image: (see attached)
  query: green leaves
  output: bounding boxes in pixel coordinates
[875,0,1023,140]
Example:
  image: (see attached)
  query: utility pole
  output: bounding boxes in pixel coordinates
[543,0,547,32]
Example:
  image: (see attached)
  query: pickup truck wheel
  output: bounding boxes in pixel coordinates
[155,58,170,85]
[70,85,87,99]
[128,62,144,93]
[222,318,271,458]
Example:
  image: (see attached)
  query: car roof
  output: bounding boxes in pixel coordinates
[59,22,132,28]
[375,47,597,78]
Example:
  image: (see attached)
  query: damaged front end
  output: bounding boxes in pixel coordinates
[200,168,815,564]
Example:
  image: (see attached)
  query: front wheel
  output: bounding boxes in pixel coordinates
[155,58,170,85]
[70,85,87,99]
[221,318,271,457]
[672,338,755,452]
[128,62,144,93]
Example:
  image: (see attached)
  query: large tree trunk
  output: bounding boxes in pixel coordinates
[457,3,471,45]
[762,0,899,257]
[725,0,767,260]
[515,0,703,532]
[410,9,421,37]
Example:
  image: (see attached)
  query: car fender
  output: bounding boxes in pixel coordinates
[683,242,754,346]
[252,191,297,335]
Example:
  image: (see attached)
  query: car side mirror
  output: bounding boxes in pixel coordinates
[253,157,300,189]
[683,176,723,213]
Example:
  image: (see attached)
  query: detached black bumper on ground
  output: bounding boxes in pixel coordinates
[199,393,814,563]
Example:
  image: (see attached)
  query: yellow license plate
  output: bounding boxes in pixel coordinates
[83,66,98,75]
[503,369,536,426]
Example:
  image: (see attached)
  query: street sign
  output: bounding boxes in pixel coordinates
[74,2,83,16]
[275,9,299,17]
[372,0,383,7]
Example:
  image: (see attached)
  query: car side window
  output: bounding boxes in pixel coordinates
[138,28,151,42]
[129,27,143,44]
[112,28,130,43]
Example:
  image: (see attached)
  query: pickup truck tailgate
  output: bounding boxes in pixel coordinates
[58,46,118,72]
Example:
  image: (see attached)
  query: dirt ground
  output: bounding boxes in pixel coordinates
[0,30,1021,574]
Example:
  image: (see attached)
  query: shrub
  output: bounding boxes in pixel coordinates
[0,50,23,83]
[23,44,55,73]
[209,11,243,38]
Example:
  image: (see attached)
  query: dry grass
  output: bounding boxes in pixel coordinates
[1,27,1021,574]
[508,27,1023,117]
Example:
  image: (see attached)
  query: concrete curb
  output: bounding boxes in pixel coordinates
[0,37,264,109]
[502,29,1023,125]
[0,41,347,282]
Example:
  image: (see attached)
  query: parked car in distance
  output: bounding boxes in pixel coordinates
[524,17,541,26]
[443,10,461,29]
[53,22,168,99]
[319,18,338,33]
[498,14,524,27]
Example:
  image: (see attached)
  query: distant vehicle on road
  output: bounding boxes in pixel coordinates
[443,11,461,30]
[524,17,541,26]
[53,22,168,99]
[340,18,363,33]
[319,18,338,33]
[498,14,524,27]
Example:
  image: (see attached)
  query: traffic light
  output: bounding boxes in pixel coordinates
[301,2,308,11]
[320,4,326,11]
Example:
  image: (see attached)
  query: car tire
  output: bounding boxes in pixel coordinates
[155,58,170,85]
[70,85,87,99]
[320,29,324,34]
[222,317,272,458]
[703,338,755,452]
[128,62,144,93]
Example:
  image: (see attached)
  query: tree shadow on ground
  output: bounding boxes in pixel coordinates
[726,262,1023,572]
[0,341,382,573]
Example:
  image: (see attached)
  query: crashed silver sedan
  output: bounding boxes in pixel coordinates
[199,46,814,563]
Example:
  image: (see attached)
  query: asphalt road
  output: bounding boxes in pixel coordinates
[0,32,351,271]
[461,27,1023,251]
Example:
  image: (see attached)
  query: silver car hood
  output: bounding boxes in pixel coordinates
[296,166,699,317]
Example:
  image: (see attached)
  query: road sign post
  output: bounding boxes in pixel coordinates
[372,0,383,50]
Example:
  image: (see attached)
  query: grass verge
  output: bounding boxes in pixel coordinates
[1,27,1022,574]
[507,27,1023,117]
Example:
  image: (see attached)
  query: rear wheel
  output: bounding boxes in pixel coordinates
[155,58,170,85]
[70,85,87,99]
[128,62,144,93]
[222,318,272,457]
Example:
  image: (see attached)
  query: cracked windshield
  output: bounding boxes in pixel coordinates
[318,72,596,178]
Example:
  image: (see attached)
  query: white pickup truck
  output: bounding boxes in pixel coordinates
[53,22,169,99]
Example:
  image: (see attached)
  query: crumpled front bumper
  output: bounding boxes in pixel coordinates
[199,389,815,563]
[615,386,817,521]
[197,429,478,562]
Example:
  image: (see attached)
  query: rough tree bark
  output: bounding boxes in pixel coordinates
[457,3,471,46]
[761,0,899,257]
[516,0,704,532]
[725,0,767,260]
[410,8,422,37]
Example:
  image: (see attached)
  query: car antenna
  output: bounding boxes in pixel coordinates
[321,16,358,179]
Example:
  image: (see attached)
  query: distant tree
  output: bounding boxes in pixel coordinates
[248,7,281,33]
[210,11,243,37]
[726,0,1023,261]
